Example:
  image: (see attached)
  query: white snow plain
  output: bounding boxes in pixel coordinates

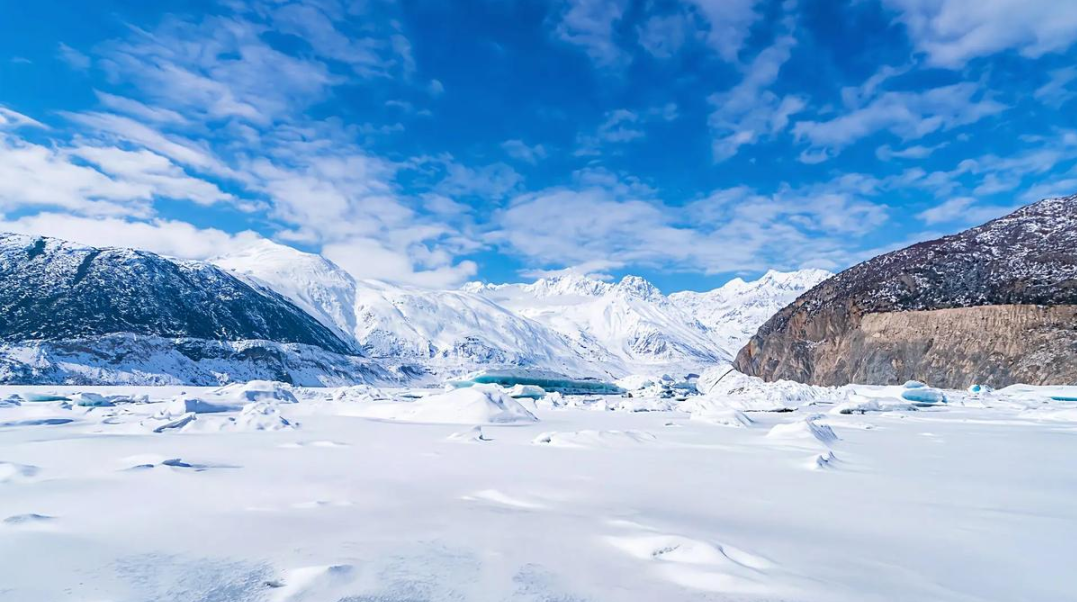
[1,375,1075,601]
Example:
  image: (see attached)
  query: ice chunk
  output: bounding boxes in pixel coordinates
[694,365,829,411]
[830,393,916,415]
[216,380,299,404]
[506,384,546,400]
[186,402,296,432]
[903,380,928,389]
[149,412,197,433]
[159,396,232,417]
[900,388,947,405]
[450,369,622,395]
[19,392,70,402]
[72,393,114,407]
[331,384,390,403]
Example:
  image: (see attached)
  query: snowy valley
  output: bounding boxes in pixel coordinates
[1,373,1075,601]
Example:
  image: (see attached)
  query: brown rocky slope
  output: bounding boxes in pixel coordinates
[734,194,1077,388]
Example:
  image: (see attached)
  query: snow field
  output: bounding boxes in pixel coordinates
[0,379,1076,601]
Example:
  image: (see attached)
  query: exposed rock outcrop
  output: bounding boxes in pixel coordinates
[735,195,1077,387]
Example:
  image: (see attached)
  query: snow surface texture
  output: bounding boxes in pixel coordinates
[215,240,826,379]
[1,377,1075,601]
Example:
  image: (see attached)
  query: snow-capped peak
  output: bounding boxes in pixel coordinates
[669,268,833,356]
[614,275,663,301]
[213,241,830,379]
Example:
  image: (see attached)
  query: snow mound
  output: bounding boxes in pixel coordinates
[532,429,658,448]
[447,426,491,443]
[0,461,40,484]
[829,393,917,415]
[267,564,357,602]
[605,533,776,594]
[767,418,838,446]
[3,513,54,526]
[809,451,839,470]
[216,380,299,404]
[695,365,829,411]
[330,384,391,403]
[190,402,297,432]
[352,384,537,425]
[689,407,754,428]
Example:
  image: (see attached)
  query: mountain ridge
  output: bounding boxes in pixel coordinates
[735,194,1077,387]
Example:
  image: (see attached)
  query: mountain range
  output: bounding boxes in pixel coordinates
[217,240,831,379]
[0,232,830,385]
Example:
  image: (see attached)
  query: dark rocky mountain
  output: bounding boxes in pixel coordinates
[735,194,1077,388]
[0,233,375,385]
[0,233,352,353]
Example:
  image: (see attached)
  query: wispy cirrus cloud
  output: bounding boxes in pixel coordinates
[793,81,1006,162]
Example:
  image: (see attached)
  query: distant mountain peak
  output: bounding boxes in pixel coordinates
[614,275,663,301]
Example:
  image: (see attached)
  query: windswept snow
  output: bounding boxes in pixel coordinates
[1,378,1075,601]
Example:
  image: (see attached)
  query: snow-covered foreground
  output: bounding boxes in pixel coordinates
[1,380,1075,601]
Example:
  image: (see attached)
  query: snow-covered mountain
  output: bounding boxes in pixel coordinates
[669,269,833,354]
[0,232,832,384]
[0,233,392,386]
[464,274,731,373]
[214,241,831,379]
[213,241,614,378]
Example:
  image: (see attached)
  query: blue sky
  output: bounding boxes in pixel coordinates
[0,0,1075,292]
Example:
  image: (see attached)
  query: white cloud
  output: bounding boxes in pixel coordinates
[70,146,233,206]
[883,0,1077,67]
[637,12,694,59]
[0,107,46,130]
[501,140,548,165]
[876,142,948,160]
[63,111,228,174]
[576,105,677,156]
[57,42,91,70]
[1034,67,1077,108]
[793,82,1005,159]
[322,237,478,288]
[685,0,762,61]
[916,196,1019,226]
[708,35,806,161]
[99,16,340,125]
[489,172,890,275]
[434,161,522,199]
[94,91,188,125]
[552,0,629,67]
[0,213,263,259]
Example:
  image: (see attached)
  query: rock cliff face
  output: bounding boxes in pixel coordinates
[734,195,1077,387]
